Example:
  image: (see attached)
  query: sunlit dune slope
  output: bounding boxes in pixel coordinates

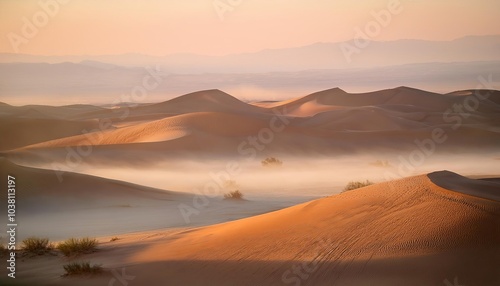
[127,171,500,285]
[18,112,285,149]
[72,89,269,121]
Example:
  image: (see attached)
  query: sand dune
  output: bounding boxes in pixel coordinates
[448,89,500,105]
[0,102,105,119]
[0,117,105,151]
[3,87,500,164]
[272,87,500,116]
[72,89,269,121]
[296,106,428,131]
[1,87,499,285]
[18,112,281,149]
[116,172,500,285]
[268,87,440,116]
[0,158,191,240]
[7,171,498,285]
[0,158,186,204]
[133,89,268,115]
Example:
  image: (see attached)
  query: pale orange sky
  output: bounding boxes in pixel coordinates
[0,0,499,56]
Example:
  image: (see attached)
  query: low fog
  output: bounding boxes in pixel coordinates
[35,153,500,200]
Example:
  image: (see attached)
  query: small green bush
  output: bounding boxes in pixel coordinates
[343,180,374,192]
[57,237,98,257]
[223,190,244,200]
[22,237,52,255]
[63,262,103,276]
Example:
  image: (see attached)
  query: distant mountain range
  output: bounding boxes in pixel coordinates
[1,60,499,104]
[0,35,499,73]
[1,35,499,105]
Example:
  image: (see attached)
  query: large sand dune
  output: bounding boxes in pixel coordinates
[121,171,500,286]
[5,171,498,285]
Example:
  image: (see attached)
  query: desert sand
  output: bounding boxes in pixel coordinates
[1,171,498,286]
[1,87,499,168]
[0,87,499,286]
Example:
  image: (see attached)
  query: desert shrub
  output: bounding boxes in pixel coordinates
[22,237,52,255]
[63,262,103,276]
[261,157,283,167]
[110,237,119,242]
[57,237,98,257]
[343,180,374,192]
[223,190,244,200]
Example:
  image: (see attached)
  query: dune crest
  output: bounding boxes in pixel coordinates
[428,170,500,201]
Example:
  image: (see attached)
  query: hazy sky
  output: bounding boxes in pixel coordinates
[1,0,499,56]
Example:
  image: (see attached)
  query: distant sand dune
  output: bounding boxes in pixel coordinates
[0,117,104,151]
[297,106,428,131]
[71,89,270,121]
[18,112,280,149]
[2,87,500,160]
[272,87,500,116]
